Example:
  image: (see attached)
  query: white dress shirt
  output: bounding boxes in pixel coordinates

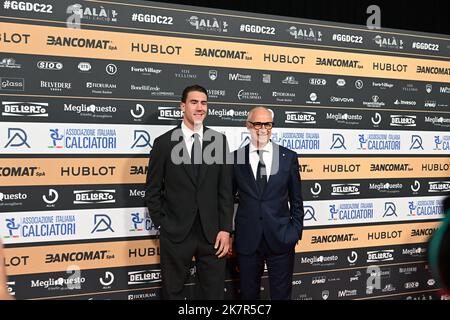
[181,121,203,158]
[249,141,273,182]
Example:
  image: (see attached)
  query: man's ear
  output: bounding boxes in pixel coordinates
[180,102,185,112]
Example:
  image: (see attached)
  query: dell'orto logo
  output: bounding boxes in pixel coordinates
[128,269,162,285]
[367,250,394,262]
[428,181,450,193]
[158,106,183,121]
[285,111,316,124]
[2,101,48,117]
[4,128,30,148]
[390,115,416,127]
[74,190,116,204]
[331,183,360,196]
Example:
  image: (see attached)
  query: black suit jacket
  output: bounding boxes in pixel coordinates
[233,143,304,255]
[145,125,233,243]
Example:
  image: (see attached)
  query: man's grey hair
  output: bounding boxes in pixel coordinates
[246,106,274,122]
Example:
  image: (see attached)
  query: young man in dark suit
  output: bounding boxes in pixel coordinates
[145,84,233,299]
[232,106,304,300]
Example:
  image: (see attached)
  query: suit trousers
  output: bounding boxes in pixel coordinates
[160,215,226,299]
[238,235,295,300]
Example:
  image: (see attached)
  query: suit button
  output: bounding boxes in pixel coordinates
[259,217,263,220]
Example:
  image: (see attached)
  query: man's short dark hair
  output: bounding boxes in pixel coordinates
[181,84,208,103]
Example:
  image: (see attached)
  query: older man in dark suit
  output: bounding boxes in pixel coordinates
[232,106,304,300]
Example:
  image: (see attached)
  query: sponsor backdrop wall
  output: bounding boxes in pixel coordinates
[0,0,450,300]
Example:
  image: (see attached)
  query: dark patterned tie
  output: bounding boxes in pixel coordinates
[191,133,201,179]
[256,150,267,193]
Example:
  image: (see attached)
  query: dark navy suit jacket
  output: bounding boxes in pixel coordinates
[233,143,304,255]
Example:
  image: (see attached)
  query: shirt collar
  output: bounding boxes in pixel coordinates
[249,141,272,154]
[181,121,203,140]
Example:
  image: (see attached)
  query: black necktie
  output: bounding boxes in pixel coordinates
[256,150,267,194]
[191,133,201,179]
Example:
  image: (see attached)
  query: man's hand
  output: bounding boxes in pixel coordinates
[227,234,234,257]
[214,231,230,258]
